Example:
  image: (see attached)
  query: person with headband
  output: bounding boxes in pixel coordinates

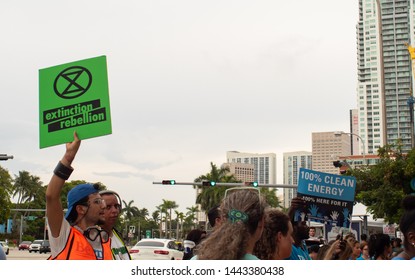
[99,190,131,260]
[193,187,267,260]
[45,132,112,260]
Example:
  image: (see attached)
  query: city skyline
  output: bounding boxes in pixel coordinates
[1,0,357,214]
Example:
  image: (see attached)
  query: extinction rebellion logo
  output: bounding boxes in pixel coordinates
[54,66,92,99]
[43,66,107,132]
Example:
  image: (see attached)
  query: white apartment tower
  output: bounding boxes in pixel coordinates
[226,151,276,184]
[282,151,312,209]
[357,0,415,154]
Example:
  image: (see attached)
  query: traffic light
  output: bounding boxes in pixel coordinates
[245,181,258,187]
[333,160,349,175]
[202,181,216,187]
[162,180,176,185]
[0,154,13,161]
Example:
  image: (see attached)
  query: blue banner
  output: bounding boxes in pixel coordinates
[298,168,356,201]
[297,168,357,234]
[0,224,5,234]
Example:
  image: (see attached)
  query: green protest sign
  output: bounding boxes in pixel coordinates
[39,56,112,148]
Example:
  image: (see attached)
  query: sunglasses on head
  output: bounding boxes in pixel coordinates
[224,186,261,198]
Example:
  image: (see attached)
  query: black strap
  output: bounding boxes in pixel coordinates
[66,233,75,260]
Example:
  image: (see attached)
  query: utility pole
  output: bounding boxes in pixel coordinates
[154,181,297,189]
[405,42,415,149]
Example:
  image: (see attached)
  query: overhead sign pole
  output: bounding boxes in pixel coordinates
[153,181,297,188]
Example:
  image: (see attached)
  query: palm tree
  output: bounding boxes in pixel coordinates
[138,208,149,220]
[0,166,13,224]
[156,204,167,238]
[194,162,240,212]
[186,205,199,229]
[121,200,140,241]
[151,210,161,238]
[137,208,149,239]
[12,171,43,205]
[174,210,185,240]
[260,187,280,208]
[161,199,178,239]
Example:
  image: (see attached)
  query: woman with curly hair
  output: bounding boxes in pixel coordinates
[392,195,415,260]
[368,233,392,260]
[193,187,267,260]
[253,208,293,260]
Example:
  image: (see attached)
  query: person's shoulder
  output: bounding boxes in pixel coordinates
[285,244,299,260]
[242,254,260,260]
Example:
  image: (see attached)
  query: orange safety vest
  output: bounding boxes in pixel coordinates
[49,227,113,260]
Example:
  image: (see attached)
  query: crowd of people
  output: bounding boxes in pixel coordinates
[8,132,411,261]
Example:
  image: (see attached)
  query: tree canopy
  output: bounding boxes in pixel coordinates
[194,162,280,212]
[351,143,415,224]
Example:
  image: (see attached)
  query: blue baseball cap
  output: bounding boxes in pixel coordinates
[65,184,99,220]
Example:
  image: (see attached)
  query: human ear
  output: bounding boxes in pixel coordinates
[276,231,283,243]
[407,231,415,246]
[76,204,87,215]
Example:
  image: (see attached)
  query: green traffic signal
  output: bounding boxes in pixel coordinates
[245,181,258,187]
[202,181,216,187]
[162,180,176,185]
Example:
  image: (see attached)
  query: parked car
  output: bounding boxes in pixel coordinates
[0,241,9,255]
[130,238,184,260]
[28,240,43,253]
[39,240,51,254]
[18,241,32,251]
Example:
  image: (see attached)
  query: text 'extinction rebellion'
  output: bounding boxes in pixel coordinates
[43,99,107,132]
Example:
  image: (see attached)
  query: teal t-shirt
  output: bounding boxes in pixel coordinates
[241,253,260,260]
[285,242,311,260]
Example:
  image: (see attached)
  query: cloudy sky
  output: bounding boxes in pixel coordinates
[1,0,358,214]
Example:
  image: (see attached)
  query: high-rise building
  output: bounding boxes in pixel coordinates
[221,162,255,183]
[312,132,351,174]
[282,151,312,209]
[357,0,414,154]
[226,151,276,184]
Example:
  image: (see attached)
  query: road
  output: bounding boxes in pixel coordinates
[6,247,50,260]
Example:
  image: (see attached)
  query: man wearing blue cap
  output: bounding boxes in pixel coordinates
[45,132,113,260]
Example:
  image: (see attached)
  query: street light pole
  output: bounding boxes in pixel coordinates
[334,131,366,165]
